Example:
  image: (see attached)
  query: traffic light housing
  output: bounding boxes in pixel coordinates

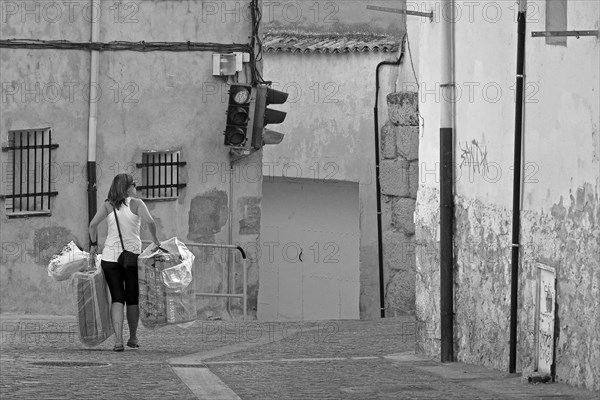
[224,84,256,148]
[251,85,289,149]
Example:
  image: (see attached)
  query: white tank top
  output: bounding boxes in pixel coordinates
[102,198,142,262]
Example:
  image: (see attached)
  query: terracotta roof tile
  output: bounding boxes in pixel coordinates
[263,30,399,54]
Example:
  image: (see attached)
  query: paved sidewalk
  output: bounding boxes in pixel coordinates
[1,314,597,399]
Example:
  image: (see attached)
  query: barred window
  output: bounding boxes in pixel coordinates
[1,128,58,216]
[136,151,186,200]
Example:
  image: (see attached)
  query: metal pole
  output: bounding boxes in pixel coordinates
[510,0,526,374]
[440,0,455,363]
[243,257,247,320]
[86,0,100,225]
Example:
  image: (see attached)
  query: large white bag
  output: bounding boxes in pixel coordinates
[47,241,89,281]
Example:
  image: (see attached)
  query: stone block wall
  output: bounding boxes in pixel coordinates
[380,92,419,315]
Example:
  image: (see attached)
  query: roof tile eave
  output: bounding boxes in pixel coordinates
[263,30,400,55]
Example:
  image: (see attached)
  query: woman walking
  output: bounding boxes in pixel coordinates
[89,173,161,351]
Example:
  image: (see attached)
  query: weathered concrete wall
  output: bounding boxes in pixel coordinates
[415,186,514,367]
[412,0,599,391]
[262,50,402,319]
[0,47,91,313]
[0,0,260,319]
[380,92,419,316]
[519,193,600,390]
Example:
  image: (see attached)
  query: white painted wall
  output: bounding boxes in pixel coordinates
[522,0,599,211]
[263,51,402,318]
[412,0,600,390]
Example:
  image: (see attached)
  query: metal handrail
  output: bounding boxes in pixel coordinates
[141,240,248,319]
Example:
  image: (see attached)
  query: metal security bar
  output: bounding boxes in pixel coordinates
[1,128,58,214]
[366,5,434,20]
[142,241,248,319]
[136,151,186,199]
[531,30,599,38]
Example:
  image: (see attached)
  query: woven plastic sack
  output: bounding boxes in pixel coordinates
[138,238,196,329]
[72,256,113,346]
[47,241,88,281]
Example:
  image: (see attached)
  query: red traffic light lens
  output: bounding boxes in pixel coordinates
[230,87,251,104]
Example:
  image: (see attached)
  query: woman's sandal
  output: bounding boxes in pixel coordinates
[126,339,139,349]
[113,344,125,352]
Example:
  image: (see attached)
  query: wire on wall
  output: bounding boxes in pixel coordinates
[249,0,269,86]
[404,33,425,132]
[0,39,251,53]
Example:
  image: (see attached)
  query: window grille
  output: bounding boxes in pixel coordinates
[1,128,58,215]
[136,151,186,199]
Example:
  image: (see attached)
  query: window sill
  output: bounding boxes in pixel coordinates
[6,211,52,218]
[139,196,179,202]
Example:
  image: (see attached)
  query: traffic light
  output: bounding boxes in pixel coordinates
[251,85,289,149]
[224,84,256,147]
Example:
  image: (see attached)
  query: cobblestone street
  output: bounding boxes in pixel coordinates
[2,314,596,399]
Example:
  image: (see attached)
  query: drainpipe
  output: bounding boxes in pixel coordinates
[509,0,526,374]
[374,37,405,318]
[87,0,100,224]
[440,0,455,363]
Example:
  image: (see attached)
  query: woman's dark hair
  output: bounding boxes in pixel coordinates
[107,173,134,209]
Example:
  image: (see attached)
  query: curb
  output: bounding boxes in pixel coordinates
[168,324,319,399]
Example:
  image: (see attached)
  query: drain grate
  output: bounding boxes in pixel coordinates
[31,361,110,367]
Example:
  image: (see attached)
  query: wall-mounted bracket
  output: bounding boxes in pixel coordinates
[531,30,599,39]
[366,5,433,21]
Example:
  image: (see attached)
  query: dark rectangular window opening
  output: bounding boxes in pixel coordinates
[546,0,568,46]
[1,128,59,216]
[136,151,186,200]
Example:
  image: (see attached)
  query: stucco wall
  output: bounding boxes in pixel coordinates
[412,0,599,391]
[263,51,402,319]
[0,0,260,318]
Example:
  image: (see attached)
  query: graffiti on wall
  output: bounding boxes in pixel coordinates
[459,139,489,176]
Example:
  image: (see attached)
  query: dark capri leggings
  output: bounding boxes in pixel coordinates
[101,260,139,305]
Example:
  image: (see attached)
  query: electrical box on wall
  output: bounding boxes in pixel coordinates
[535,263,556,375]
[212,53,248,76]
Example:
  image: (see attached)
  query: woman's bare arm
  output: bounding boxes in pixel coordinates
[131,198,161,246]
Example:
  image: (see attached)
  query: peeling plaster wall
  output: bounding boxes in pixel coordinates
[519,194,600,390]
[0,0,260,318]
[416,186,514,367]
[412,0,599,391]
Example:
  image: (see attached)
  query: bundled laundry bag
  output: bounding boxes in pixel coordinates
[71,257,113,346]
[138,238,196,329]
